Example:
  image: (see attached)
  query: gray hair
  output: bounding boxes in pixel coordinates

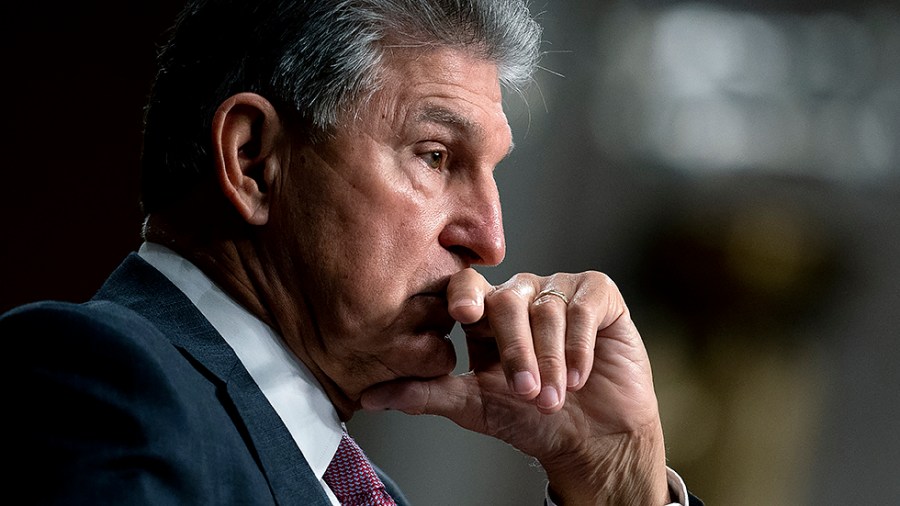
[140,0,543,213]
[274,0,543,130]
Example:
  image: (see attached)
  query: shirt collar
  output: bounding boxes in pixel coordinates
[137,242,343,484]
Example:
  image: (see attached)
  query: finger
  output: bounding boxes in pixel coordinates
[586,272,641,345]
[562,284,600,391]
[360,374,498,435]
[485,281,541,400]
[564,272,630,389]
[360,376,466,416]
[446,268,493,324]
[529,284,572,412]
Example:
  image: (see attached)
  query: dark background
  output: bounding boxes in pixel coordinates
[3,3,182,313]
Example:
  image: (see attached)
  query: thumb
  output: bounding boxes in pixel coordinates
[447,268,493,324]
[360,374,481,423]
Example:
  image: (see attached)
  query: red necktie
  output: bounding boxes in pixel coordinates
[323,431,397,506]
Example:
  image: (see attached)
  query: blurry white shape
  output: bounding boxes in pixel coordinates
[589,2,898,184]
[652,4,790,98]
[648,4,797,171]
[857,86,900,178]
[649,95,811,173]
[653,5,739,97]
[857,108,893,178]
[812,100,864,181]
[723,14,791,97]
[742,99,810,171]
[651,96,749,172]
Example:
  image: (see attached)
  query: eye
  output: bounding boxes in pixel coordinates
[422,150,446,170]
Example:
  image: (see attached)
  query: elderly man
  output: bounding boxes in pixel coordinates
[5,0,701,504]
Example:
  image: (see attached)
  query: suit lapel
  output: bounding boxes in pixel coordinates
[95,254,331,506]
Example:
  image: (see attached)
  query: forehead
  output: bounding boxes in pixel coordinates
[367,46,511,143]
[379,45,504,100]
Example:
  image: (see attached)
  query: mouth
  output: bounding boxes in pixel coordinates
[405,283,457,349]
[407,272,452,310]
[409,296,456,337]
[381,274,458,357]
[414,274,452,300]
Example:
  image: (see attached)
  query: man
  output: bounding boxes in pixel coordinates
[5,0,701,504]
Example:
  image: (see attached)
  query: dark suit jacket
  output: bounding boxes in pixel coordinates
[4,253,408,505]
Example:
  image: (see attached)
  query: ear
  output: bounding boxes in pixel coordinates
[211,92,284,226]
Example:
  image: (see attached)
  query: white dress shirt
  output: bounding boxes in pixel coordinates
[138,242,689,505]
[139,242,344,505]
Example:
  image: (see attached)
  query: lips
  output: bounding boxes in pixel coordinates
[415,274,452,299]
[408,292,456,336]
[388,291,458,378]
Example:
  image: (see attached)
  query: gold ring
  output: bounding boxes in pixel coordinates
[534,288,569,305]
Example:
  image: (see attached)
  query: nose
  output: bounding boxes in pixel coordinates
[438,172,506,266]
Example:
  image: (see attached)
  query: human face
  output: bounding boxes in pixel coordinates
[267,47,512,412]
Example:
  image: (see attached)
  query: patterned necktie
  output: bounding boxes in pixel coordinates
[323,431,397,506]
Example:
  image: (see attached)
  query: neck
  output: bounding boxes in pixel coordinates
[143,211,361,421]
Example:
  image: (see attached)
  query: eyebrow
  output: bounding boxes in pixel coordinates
[415,105,515,156]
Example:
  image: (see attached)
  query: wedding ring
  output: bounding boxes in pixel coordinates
[534,288,569,305]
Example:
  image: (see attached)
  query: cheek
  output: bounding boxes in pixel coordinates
[305,212,412,317]
[322,211,449,336]
[286,151,451,323]
[333,178,446,272]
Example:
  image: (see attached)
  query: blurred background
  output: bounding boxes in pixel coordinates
[4,1,898,504]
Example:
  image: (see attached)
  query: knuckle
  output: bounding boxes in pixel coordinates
[506,272,536,287]
[528,298,563,318]
[410,383,431,415]
[486,285,527,308]
[545,272,566,284]
[565,301,592,321]
[535,354,565,374]
[498,341,532,360]
[594,271,618,290]
[578,269,607,285]
[565,336,594,356]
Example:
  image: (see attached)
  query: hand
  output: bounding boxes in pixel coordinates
[361,268,670,505]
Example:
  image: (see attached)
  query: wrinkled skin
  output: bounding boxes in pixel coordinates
[189,46,669,504]
[362,269,668,505]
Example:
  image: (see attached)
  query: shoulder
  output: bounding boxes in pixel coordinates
[2,299,214,439]
[2,298,192,409]
[3,301,276,503]
[2,299,179,372]
[3,298,158,334]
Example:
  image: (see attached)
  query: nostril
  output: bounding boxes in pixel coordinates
[447,245,481,265]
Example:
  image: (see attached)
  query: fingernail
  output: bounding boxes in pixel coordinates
[538,386,560,409]
[451,298,480,309]
[512,371,537,395]
[567,369,581,388]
